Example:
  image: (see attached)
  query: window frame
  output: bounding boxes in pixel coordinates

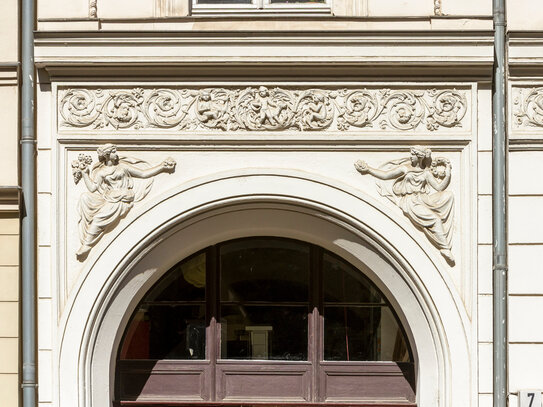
[116,237,416,404]
[191,0,332,16]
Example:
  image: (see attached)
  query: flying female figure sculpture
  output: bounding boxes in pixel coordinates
[72,144,176,261]
[354,146,455,265]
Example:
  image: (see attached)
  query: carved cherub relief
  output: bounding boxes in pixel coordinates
[355,146,455,266]
[237,86,293,130]
[71,144,176,261]
[60,87,467,133]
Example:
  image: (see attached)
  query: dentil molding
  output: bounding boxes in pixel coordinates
[58,86,469,133]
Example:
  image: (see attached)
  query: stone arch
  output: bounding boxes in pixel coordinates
[57,169,472,407]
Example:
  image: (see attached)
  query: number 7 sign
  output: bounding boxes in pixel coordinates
[520,390,542,407]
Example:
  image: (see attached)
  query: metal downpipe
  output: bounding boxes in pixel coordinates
[492,0,508,406]
[21,0,37,404]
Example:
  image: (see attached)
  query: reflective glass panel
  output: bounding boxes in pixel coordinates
[120,305,206,360]
[323,253,410,362]
[120,252,206,360]
[221,305,308,360]
[220,238,310,303]
[220,238,310,360]
[323,253,383,304]
[324,306,409,362]
[146,253,206,302]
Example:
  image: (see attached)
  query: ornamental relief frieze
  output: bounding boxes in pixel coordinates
[58,86,469,133]
[513,87,543,131]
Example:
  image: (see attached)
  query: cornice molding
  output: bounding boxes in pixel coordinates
[34,31,494,78]
[0,186,21,213]
[508,35,543,75]
[0,64,20,86]
[41,64,493,82]
[34,30,495,41]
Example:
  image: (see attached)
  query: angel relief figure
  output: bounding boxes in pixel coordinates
[251,86,287,127]
[296,92,333,130]
[238,86,293,130]
[355,146,455,265]
[71,144,176,261]
[195,90,232,130]
[197,91,221,123]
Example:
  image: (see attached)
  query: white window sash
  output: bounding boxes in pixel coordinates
[191,0,331,16]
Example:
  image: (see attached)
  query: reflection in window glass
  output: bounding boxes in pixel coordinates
[220,238,309,303]
[323,253,410,362]
[119,239,411,364]
[323,253,383,304]
[146,253,206,302]
[120,305,206,360]
[220,239,310,360]
[221,305,308,360]
[120,253,206,360]
[324,306,409,362]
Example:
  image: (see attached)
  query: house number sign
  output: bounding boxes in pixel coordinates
[520,390,543,407]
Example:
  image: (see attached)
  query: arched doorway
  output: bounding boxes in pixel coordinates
[57,171,470,407]
[116,237,415,404]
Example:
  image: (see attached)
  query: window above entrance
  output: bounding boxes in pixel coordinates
[116,238,415,404]
[191,0,331,15]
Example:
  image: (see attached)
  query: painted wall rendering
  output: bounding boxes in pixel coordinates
[2,0,543,407]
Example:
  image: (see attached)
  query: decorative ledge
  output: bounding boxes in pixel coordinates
[35,32,494,79]
[0,186,21,212]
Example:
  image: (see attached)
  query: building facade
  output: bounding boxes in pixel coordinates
[3,0,543,406]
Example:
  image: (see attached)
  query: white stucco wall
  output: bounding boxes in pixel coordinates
[30,2,543,407]
[35,78,481,407]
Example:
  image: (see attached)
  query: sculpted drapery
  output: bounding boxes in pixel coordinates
[355,146,455,265]
[72,144,176,260]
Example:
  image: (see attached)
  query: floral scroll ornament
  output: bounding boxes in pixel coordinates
[354,146,455,266]
[382,90,425,130]
[59,86,468,132]
[102,90,144,129]
[337,90,378,130]
[60,89,100,127]
[71,144,176,261]
[514,87,543,127]
[144,89,186,128]
[426,89,467,130]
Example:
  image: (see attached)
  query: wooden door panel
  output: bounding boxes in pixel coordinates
[319,362,415,403]
[117,360,211,401]
[216,362,311,402]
